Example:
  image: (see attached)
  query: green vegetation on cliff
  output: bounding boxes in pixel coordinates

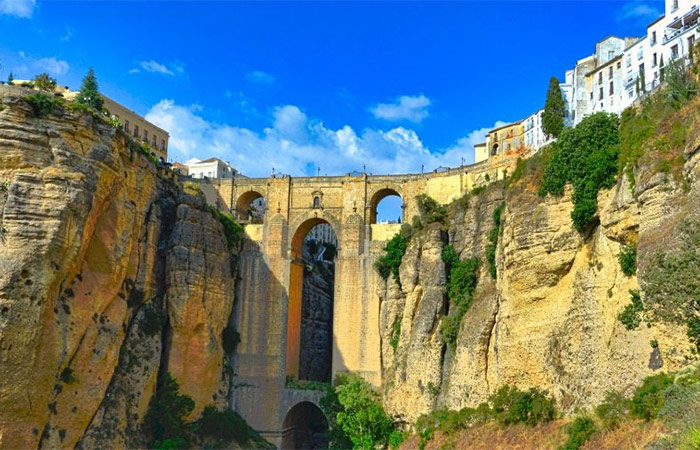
[321,373,403,449]
[485,203,505,279]
[440,245,480,348]
[539,112,620,231]
[375,233,408,283]
[145,373,270,449]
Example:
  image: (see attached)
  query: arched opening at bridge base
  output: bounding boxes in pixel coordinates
[369,188,403,224]
[236,190,266,223]
[281,402,329,449]
[286,218,337,382]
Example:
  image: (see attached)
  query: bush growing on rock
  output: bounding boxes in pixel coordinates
[618,244,637,276]
[440,245,480,348]
[539,112,619,231]
[560,415,596,450]
[320,373,399,449]
[630,372,673,421]
[488,385,556,426]
[375,233,408,283]
[595,390,630,430]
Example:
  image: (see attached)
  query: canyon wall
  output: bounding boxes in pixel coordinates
[0,93,236,448]
[378,134,700,423]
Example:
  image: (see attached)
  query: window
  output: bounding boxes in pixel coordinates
[637,49,644,60]
[133,125,139,138]
[628,90,634,98]
[609,81,614,96]
[672,45,679,59]
[673,0,678,11]
[653,53,658,67]
[161,139,165,150]
[626,56,632,67]
[598,72,603,83]
[608,50,615,59]
[590,91,594,100]
[143,129,148,142]
[312,196,321,208]
[151,135,156,146]
[609,66,613,79]
[124,120,130,133]
[652,31,657,45]
[617,61,621,69]
[599,86,604,100]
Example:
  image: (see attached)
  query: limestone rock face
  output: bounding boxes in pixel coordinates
[0,94,236,448]
[378,146,700,423]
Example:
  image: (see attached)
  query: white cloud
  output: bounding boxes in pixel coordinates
[246,70,276,84]
[370,94,431,123]
[60,27,73,42]
[145,99,502,177]
[34,57,69,76]
[130,60,183,76]
[0,0,35,18]
[617,2,661,23]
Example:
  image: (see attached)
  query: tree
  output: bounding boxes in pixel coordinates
[542,77,566,138]
[7,72,14,85]
[76,68,104,111]
[33,73,57,91]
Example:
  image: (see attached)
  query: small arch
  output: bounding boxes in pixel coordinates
[491,143,499,156]
[313,196,321,208]
[281,401,328,449]
[369,188,403,224]
[236,190,266,223]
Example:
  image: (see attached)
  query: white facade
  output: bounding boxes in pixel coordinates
[522,109,551,152]
[564,0,700,125]
[186,157,236,179]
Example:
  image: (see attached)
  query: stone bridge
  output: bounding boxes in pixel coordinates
[199,160,513,448]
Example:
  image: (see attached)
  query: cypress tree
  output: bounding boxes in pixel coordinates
[542,77,566,138]
[76,68,104,111]
[7,72,14,85]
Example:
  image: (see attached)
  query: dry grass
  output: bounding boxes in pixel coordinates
[583,420,664,450]
[400,419,665,450]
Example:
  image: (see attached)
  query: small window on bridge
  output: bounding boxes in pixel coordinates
[312,196,321,208]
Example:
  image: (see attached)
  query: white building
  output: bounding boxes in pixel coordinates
[564,0,700,125]
[522,109,552,152]
[186,157,237,179]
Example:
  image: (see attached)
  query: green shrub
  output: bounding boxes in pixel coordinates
[197,406,257,446]
[375,233,408,283]
[60,367,76,384]
[33,72,57,91]
[222,324,241,354]
[595,390,630,430]
[286,376,331,391]
[630,372,673,421]
[321,373,397,449]
[414,194,447,227]
[142,304,165,337]
[618,289,645,330]
[25,92,62,117]
[540,113,620,231]
[619,244,637,276]
[390,315,402,352]
[205,205,243,250]
[440,252,480,349]
[560,416,597,450]
[642,220,700,351]
[486,203,505,279]
[488,385,556,426]
[145,373,195,448]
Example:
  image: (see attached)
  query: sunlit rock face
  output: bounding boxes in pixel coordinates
[0,93,236,449]
[378,141,700,423]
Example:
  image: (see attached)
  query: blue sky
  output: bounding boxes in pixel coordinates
[1,0,664,179]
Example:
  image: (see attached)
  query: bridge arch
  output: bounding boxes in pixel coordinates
[235,190,266,223]
[369,187,403,224]
[281,401,328,449]
[286,214,339,381]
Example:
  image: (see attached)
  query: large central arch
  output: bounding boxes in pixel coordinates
[286,217,338,380]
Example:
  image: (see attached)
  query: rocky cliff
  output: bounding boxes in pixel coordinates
[0,93,237,448]
[378,127,700,423]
